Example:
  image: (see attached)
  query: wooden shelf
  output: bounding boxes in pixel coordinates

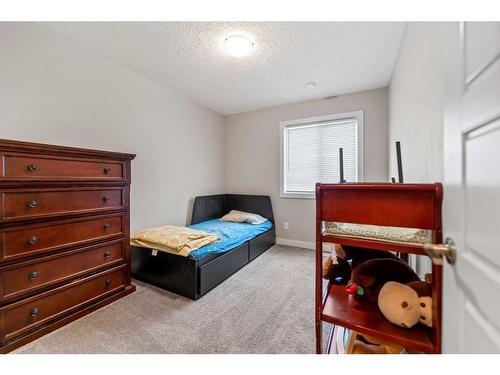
[321,234,427,256]
[321,283,436,353]
[315,183,443,354]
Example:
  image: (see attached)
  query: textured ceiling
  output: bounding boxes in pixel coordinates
[40,22,406,115]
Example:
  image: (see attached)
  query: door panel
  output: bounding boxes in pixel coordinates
[443,21,500,353]
[465,22,500,84]
[463,304,500,353]
[465,119,500,268]
[460,252,500,331]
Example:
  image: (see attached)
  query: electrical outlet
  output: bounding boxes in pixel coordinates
[284,222,289,230]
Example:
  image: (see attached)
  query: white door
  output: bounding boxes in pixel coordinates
[443,22,500,353]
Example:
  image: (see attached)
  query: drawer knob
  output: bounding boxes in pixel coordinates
[103,223,111,231]
[105,279,112,287]
[103,168,111,175]
[27,164,37,172]
[28,236,38,245]
[30,307,40,317]
[27,200,38,209]
[28,271,39,280]
[102,195,111,202]
[104,250,112,259]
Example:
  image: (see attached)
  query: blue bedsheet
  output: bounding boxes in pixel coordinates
[188,219,273,259]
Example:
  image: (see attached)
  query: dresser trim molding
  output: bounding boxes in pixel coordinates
[0,139,135,161]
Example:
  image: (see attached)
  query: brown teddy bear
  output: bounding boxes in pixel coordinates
[322,244,401,285]
[345,257,421,303]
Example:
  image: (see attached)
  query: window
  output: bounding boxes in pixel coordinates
[280,111,364,198]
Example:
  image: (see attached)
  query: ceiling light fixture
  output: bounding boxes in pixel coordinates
[305,81,317,89]
[224,35,254,58]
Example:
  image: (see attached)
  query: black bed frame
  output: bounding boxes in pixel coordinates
[130,194,276,300]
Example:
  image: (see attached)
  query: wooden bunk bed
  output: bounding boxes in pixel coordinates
[315,182,443,354]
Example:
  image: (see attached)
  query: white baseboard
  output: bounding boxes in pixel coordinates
[276,237,314,250]
[276,238,334,252]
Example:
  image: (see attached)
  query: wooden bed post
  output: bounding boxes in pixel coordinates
[432,183,443,353]
[315,183,323,353]
[396,141,404,183]
[339,148,346,183]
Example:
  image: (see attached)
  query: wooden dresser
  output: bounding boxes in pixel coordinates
[0,139,136,353]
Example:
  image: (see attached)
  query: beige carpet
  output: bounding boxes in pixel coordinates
[13,245,315,354]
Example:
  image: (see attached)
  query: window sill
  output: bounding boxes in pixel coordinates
[280,192,316,200]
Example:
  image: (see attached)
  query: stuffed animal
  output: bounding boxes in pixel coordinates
[352,335,404,354]
[378,280,433,328]
[322,244,351,283]
[322,244,400,284]
[352,340,389,354]
[345,257,421,303]
[322,243,433,329]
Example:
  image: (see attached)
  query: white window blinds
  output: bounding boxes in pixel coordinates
[283,116,359,194]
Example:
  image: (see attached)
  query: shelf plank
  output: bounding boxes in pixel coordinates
[321,234,428,256]
[321,284,436,353]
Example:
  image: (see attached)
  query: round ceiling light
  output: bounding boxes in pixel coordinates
[224,35,254,57]
[305,81,317,89]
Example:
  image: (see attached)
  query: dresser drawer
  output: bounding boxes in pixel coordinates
[0,240,125,302]
[1,188,124,221]
[0,266,126,344]
[1,153,124,180]
[0,215,124,263]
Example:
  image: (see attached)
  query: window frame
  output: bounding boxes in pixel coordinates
[279,110,364,199]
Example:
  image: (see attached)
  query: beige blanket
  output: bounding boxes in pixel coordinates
[130,225,219,257]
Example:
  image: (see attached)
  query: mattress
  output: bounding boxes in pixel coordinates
[188,219,273,259]
[323,222,431,245]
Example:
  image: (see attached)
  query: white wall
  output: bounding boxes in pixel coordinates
[389,22,445,274]
[0,23,225,232]
[224,88,389,246]
[0,23,397,249]
[389,23,445,183]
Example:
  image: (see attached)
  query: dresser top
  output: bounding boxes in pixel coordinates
[0,139,136,161]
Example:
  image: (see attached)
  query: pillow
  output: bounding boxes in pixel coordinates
[220,210,268,225]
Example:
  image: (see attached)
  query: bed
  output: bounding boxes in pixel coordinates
[130,194,276,300]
